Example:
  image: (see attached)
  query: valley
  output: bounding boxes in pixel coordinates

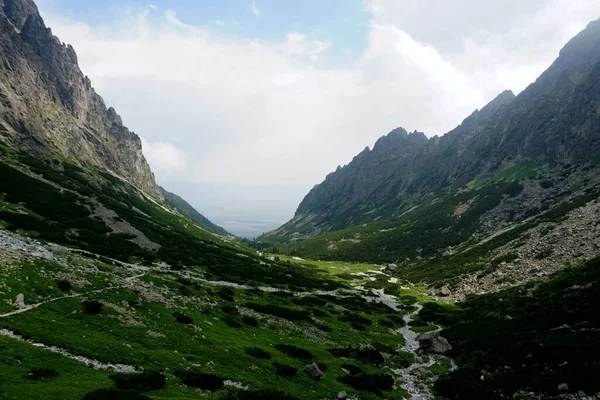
[0,0,599,399]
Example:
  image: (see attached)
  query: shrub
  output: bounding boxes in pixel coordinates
[242,315,259,327]
[176,371,224,390]
[83,389,151,400]
[244,302,311,322]
[341,363,364,375]
[273,362,297,377]
[217,287,235,302]
[83,300,103,315]
[221,305,239,315]
[338,373,394,395]
[26,368,58,380]
[274,344,314,360]
[350,322,366,331]
[315,323,333,332]
[56,279,72,292]
[329,347,384,366]
[173,311,193,324]
[223,315,243,328]
[338,312,372,326]
[245,347,271,360]
[219,389,299,400]
[110,371,166,392]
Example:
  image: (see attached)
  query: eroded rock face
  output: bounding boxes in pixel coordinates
[417,332,452,355]
[0,0,160,199]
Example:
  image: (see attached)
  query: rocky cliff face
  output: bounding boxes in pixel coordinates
[0,0,160,198]
[266,18,600,242]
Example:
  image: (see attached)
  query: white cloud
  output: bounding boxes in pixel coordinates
[39,1,600,233]
[140,137,188,181]
[251,2,261,19]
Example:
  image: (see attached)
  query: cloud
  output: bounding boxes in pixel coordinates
[39,1,600,233]
[251,2,261,19]
[140,137,188,181]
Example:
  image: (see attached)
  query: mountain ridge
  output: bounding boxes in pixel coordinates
[263,17,600,243]
[0,0,160,198]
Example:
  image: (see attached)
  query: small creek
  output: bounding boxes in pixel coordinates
[393,304,457,400]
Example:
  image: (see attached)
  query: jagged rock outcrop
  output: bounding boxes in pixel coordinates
[0,0,160,198]
[265,18,600,242]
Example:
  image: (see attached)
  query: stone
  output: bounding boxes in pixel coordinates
[440,285,451,297]
[558,383,569,392]
[385,264,398,273]
[417,332,452,354]
[304,362,325,380]
[14,293,25,309]
[337,391,347,399]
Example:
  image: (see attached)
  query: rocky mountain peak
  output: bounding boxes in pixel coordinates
[0,0,161,199]
[1,0,39,31]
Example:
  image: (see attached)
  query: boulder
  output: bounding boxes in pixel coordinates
[439,285,451,297]
[337,391,347,399]
[385,264,398,273]
[558,383,569,392]
[14,293,25,309]
[304,362,325,380]
[417,332,452,354]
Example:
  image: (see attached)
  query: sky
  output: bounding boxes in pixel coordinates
[35,0,600,237]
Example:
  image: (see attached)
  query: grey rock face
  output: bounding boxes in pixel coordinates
[439,285,451,297]
[417,332,452,355]
[0,0,160,199]
[304,362,325,380]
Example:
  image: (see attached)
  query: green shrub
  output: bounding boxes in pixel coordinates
[338,373,394,395]
[223,315,243,328]
[83,300,103,315]
[275,344,314,360]
[26,368,58,380]
[242,315,259,327]
[273,362,297,377]
[110,371,166,392]
[173,311,193,324]
[176,371,224,390]
[245,347,271,360]
[83,389,151,400]
[56,279,72,292]
[244,303,311,322]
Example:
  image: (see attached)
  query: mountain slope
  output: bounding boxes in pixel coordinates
[264,18,600,243]
[160,187,230,236]
[0,0,159,198]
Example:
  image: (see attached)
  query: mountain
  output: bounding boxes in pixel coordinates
[0,0,159,198]
[265,18,600,244]
[160,187,230,236]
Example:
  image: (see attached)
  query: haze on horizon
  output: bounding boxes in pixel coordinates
[36,0,600,237]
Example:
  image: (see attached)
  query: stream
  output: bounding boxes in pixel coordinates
[393,303,457,400]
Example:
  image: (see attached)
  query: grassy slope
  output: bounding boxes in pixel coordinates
[418,257,600,399]
[0,145,444,399]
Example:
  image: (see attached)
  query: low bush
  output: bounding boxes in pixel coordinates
[338,312,372,326]
[110,371,166,392]
[244,303,311,322]
[56,279,72,292]
[242,315,259,327]
[83,389,151,400]
[173,311,193,324]
[26,368,58,380]
[221,305,239,315]
[245,347,271,360]
[275,344,314,360]
[223,315,243,328]
[83,300,103,315]
[176,371,224,390]
[273,362,297,377]
[338,373,394,395]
